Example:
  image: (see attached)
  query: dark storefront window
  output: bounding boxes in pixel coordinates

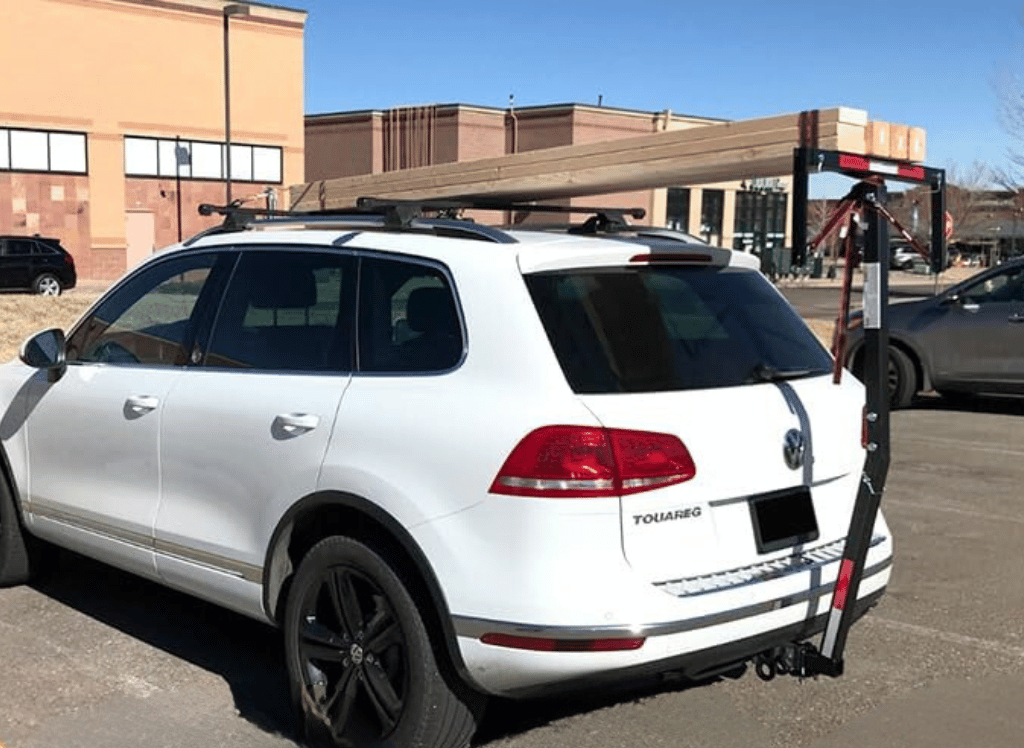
[701,189,724,246]
[733,191,788,253]
[666,188,690,232]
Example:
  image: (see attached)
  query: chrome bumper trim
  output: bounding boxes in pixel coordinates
[453,555,892,642]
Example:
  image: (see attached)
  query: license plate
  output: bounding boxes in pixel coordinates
[748,486,819,554]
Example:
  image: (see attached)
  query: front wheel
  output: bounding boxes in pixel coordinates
[33,273,62,296]
[0,473,37,586]
[853,346,916,409]
[887,346,917,409]
[284,536,481,748]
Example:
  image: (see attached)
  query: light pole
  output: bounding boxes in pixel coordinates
[223,3,250,204]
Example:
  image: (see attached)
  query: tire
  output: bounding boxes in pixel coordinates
[852,346,916,409]
[284,536,481,748]
[33,273,62,296]
[0,472,35,587]
[887,346,916,409]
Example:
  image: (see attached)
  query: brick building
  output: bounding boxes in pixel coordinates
[305,103,794,252]
[1,0,307,280]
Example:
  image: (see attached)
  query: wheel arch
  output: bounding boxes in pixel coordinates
[262,491,476,689]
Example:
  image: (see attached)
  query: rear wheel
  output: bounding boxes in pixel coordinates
[33,273,62,296]
[284,536,480,748]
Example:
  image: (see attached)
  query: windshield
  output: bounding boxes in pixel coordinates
[526,266,832,394]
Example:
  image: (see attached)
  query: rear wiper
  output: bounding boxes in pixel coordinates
[747,363,816,383]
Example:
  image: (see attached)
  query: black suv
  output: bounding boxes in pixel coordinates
[0,236,77,295]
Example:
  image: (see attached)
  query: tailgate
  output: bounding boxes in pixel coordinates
[579,374,866,582]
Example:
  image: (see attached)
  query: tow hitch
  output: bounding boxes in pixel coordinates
[754,643,843,681]
[751,149,947,681]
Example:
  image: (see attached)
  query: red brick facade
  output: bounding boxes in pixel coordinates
[0,172,92,274]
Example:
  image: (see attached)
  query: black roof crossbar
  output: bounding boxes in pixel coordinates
[189,198,649,246]
[190,201,517,245]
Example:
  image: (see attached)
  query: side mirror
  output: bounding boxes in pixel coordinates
[20,328,67,382]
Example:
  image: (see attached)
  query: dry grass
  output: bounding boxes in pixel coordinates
[1,291,102,363]
[805,317,836,347]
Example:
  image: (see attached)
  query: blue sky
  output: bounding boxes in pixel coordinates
[297,0,1024,196]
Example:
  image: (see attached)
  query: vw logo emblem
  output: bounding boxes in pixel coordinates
[783,429,805,470]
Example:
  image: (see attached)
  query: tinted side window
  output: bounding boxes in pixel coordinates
[6,240,35,256]
[961,266,1024,304]
[358,257,463,373]
[67,253,224,366]
[205,250,355,372]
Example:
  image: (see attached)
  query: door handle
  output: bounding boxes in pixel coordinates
[125,395,159,414]
[275,413,320,435]
[1009,312,1024,323]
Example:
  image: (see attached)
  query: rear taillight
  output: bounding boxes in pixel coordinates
[489,425,696,498]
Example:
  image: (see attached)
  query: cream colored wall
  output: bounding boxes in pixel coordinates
[1,0,305,254]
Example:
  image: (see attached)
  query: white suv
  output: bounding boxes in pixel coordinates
[0,205,892,748]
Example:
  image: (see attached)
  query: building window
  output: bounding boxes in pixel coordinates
[0,127,87,174]
[733,191,788,253]
[124,136,282,184]
[667,188,690,232]
[701,189,724,246]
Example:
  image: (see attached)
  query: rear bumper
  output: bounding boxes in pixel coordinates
[461,587,885,699]
[453,549,891,696]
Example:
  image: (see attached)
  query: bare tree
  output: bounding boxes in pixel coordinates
[945,161,994,243]
[886,161,991,246]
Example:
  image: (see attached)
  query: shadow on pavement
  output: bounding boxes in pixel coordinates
[30,551,297,741]
[908,392,1024,416]
[472,670,732,745]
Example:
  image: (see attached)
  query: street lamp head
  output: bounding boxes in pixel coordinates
[223,3,250,17]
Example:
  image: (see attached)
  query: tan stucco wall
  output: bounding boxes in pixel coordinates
[1,0,305,277]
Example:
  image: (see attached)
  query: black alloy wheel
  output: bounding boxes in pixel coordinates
[284,536,479,748]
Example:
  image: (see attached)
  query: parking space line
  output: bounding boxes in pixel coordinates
[867,616,1024,660]
[900,434,1024,458]
[885,499,1024,526]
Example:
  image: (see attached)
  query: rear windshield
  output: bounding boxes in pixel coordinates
[526,266,832,394]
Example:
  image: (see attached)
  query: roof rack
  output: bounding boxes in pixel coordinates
[187,197,649,247]
[189,200,516,245]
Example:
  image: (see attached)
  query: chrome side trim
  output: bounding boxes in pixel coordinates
[26,501,262,583]
[28,502,152,548]
[452,557,892,642]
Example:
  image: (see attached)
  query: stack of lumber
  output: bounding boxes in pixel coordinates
[290,107,926,211]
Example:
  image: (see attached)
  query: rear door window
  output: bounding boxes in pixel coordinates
[205,249,356,372]
[526,266,831,393]
[358,256,463,373]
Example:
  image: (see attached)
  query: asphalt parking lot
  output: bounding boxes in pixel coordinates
[2,394,1022,748]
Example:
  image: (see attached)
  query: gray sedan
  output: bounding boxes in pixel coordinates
[842,257,1024,407]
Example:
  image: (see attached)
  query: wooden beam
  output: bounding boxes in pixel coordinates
[290,108,926,211]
